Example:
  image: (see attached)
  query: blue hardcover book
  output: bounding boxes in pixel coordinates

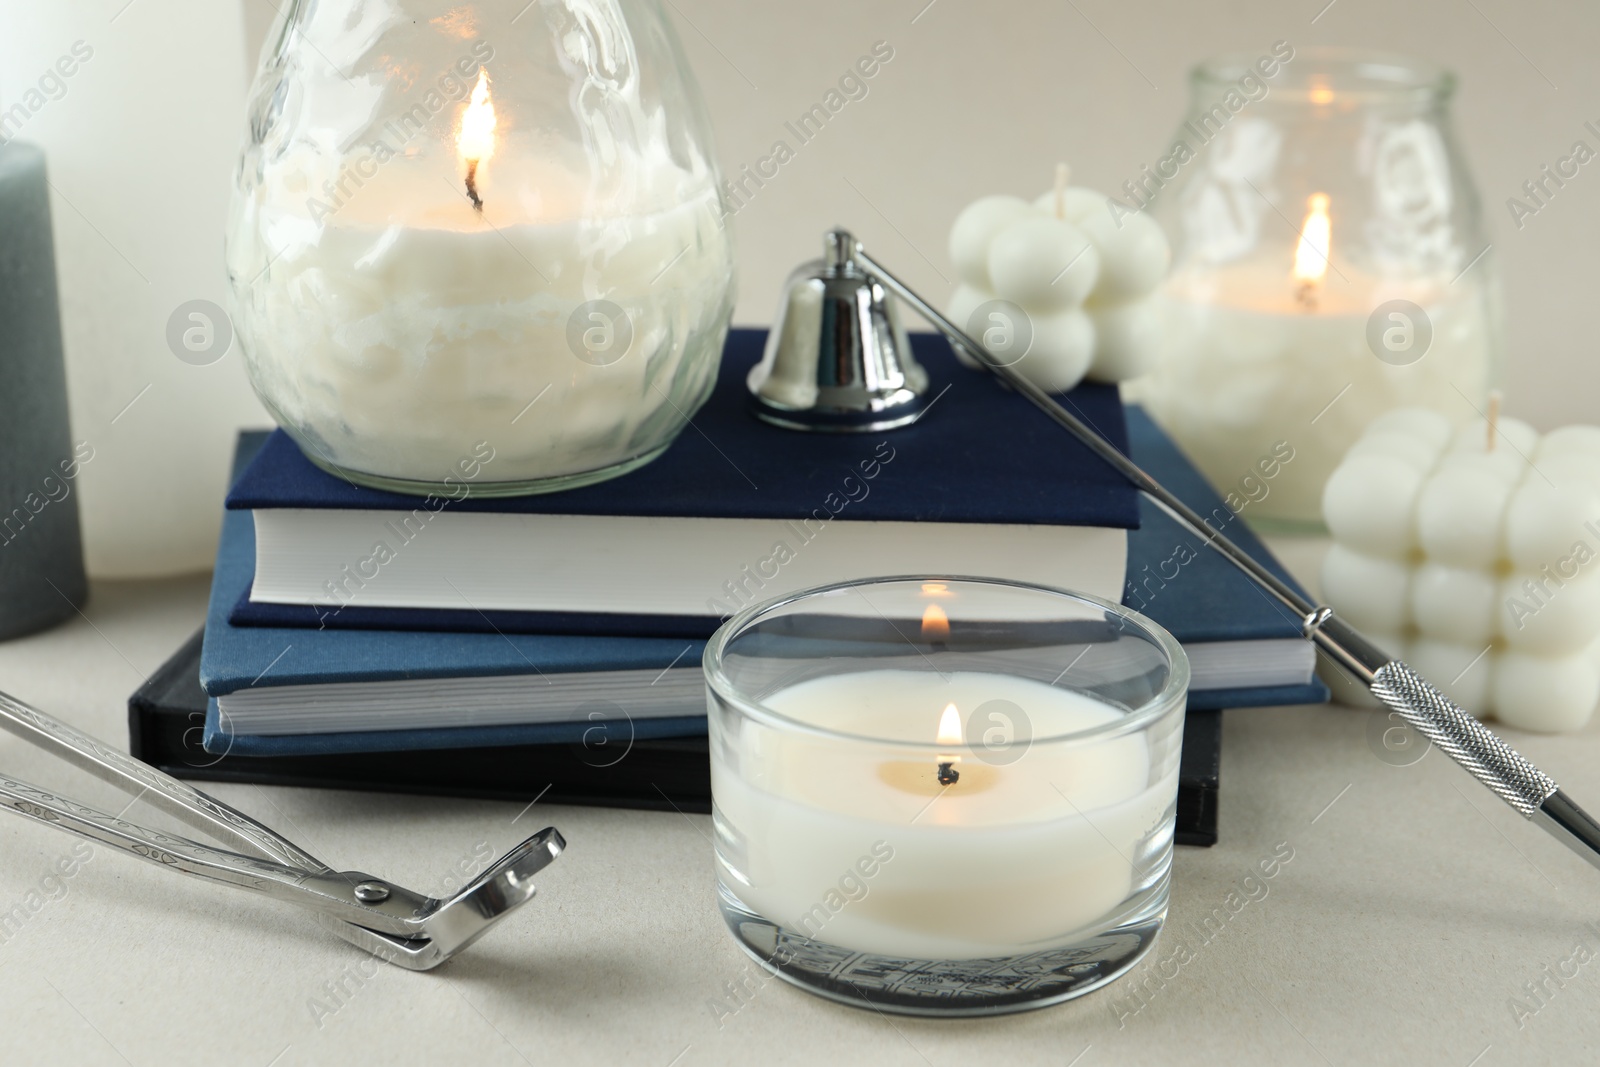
[202,404,1326,758]
[228,329,1136,522]
[201,473,710,755]
[227,391,1326,707]
[226,329,1140,630]
[1120,406,1325,708]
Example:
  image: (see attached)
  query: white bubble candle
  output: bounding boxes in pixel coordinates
[1321,401,1600,731]
[944,165,1171,393]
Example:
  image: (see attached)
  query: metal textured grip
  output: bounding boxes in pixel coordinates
[1372,661,1558,816]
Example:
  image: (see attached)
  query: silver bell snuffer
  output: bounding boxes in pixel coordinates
[746,229,932,432]
[752,226,1600,875]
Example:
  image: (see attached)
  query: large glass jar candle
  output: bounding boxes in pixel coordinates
[706,577,1188,1016]
[226,0,735,496]
[1134,49,1501,530]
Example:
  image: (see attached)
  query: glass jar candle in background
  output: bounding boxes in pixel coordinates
[705,577,1188,1016]
[1133,49,1501,530]
[226,0,736,496]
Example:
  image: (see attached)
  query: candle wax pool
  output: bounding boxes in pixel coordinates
[229,148,734,487]
[1134,261,1493,525]
[712,670,1176,961]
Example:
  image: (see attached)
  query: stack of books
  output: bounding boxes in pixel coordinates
[129,329,1326,846]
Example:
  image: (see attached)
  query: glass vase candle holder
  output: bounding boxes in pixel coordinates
[1134,48,1501,530]
[226,0,736,496]
[705,577,1188,1017]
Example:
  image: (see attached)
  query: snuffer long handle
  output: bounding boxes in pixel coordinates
[1311,613,1598,871]
[845,229,1600,874]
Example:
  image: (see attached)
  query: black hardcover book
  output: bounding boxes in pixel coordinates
[129,629,1223,846]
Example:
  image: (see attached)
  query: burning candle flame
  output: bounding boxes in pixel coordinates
[458,68,496,211]
[1292,192,1331,308]
[459,68,497,162]
[934,702,962,785]
[936,703,963,746]
[921,603,950,642]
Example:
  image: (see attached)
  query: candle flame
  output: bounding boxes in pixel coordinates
[458,68,496,211]
[1292,192,1332,287]
[458,68,497,166]
[936,703,963,746]
[1308,82,1334,105]
[921,603,950,641]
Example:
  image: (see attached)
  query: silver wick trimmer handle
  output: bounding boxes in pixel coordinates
[838,227,1600,875]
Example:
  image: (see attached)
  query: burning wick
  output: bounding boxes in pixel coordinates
[1292,192,1332,311]
[458,68,497,214]
[936,702,962,787]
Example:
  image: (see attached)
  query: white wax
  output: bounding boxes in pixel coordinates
[1134,261,1494,524]
[1086,296,1164,383]
[988,216,1100,309]
[712,670,1176,960]
[230,148,733,485]
[948,195,1035,291]
[944,185,1169,392]
[1321,411,1600,731]
[1321,544,1410,633]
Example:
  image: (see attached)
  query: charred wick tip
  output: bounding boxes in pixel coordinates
[465,159,483,213]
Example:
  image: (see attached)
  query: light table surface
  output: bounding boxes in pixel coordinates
[1,539,1598,1066]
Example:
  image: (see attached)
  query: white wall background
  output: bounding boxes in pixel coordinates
[3,1,262,578]
[5,0,1596,575]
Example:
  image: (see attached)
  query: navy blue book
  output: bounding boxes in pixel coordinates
[201,415,1325,757]
[132,631,1231,846]
[228,358,1322,693]
[1121,406,1324,709]
[228,329,1139,632]
[204,498,1321,757]
[201,434,709,755]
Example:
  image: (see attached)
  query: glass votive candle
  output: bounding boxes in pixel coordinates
[705,577,1188,1016]
[1134,48,1501,530]
[226,0,736,497]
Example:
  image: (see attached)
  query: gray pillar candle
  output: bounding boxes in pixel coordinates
[0,141,87,639]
